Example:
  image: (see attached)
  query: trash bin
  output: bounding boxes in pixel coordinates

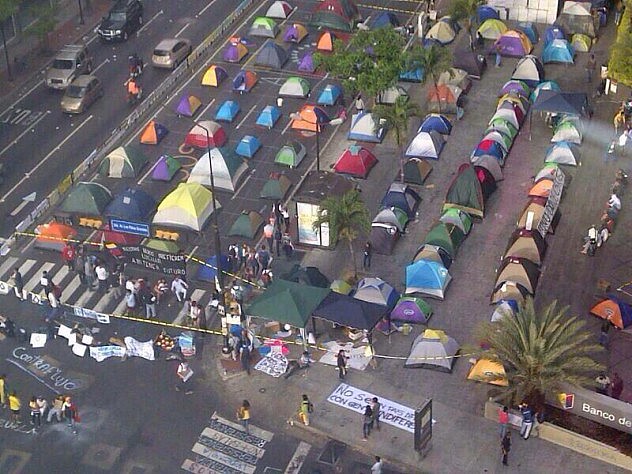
[402,323,412,336]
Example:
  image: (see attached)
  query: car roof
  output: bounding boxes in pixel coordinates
[112,0,139,11]
[71,75,99,87]
[56,45,86,60]
[154,38,188,50]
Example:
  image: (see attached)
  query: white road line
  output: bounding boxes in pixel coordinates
[211,413,274,441]
[8,80,44,110]
[0,256,18,279]
[138,160,159,184]
[74,286,96,308]
[194,98,216,121]
[18,259,37,279]
[0,110,50,159]
[197,0,221,17]
[231,171,253,199]
[114,296,127,315]
[175,23,191,38]
[92,58,110,73]
[186,245,199,261]
[281,118,293,135]
[191,443,255,474]
[137,10,164,36]
[284,441,311,474]
[50,265,69,287]
[93,289,114,312]
[1,114,94,202]
[62,275,83,303]
[236,105,257,129]
[9,199,30,217]
[25,262,54,293]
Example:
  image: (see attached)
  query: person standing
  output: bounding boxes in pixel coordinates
[84,257,95,289]
[495,50,502,68]
[240,340,252,375]
[280,204,290,232]
[256,245,271,277]
[10,268,24,301]
[171,276,189,302]
[596,372,611,395]
[61,243,76,271]
[175,361,194,394]
[501,431,511,466]
[519,403,534,439]
[611,372,624,399]
[40,271,52,295]
[141,285,157,319]
[47,395,64,423]
[363,241,372,270]
[0,374,6,408]
[274,226,282,257]
[37,396,48,421]
[189,301,201,328]
[498,405,509,438]
[362,404,373,440]
[62,396,78,434]
[29,396,41,427]
[124,289,137,316]
[298,394,313,426]
[237,400,251,434]
[75,253,86,285]
[355,94,365,113]
[370,397,381,431]
[371,456,383,474]
[95,262,109,293]
[337,350,348,380]
[586,54,596,83]
[263,220,274,251]
[8,391,21,423]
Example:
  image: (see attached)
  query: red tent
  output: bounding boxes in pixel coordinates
[93,225,142,257]
[333,145,378,178]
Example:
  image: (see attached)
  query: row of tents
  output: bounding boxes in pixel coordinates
[370,183,421,255]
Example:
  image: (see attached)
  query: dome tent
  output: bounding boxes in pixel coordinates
[542,39,575,64]
[256,105,281,129]
[511,55,545,87]
[152,183,221,232]
[298,52,316,73]
[188,148,248,192]
[260,172,292,200]
[353,277,399,309]
[223,42,248,63]
[228,211,264,239]
[423,222,466,259]
[405,329,459,371]
[477,18,507,40]
[151,154,181,181]
[391,296,433,324]
[419,114,452,135]
[348,112,386,143]
[425,19,456,45]
[412,244,453,269]
[104,187,156,222]
[405,260,452,300]
[333,145,378,179]
[249,17,279,38]
[380,182,421,218]
[140,120,168,145]
[215,100,240,122]
[235,135,261,158]
[373,206,409,233]
[184,120,227,149]
[279,76,310,98]
[545,141,581,166]
[405,130,446,159]
[317,84,342,106]
[275,142,307,168]
[100,145,148,178]
[175,94,201,117]
[60,182,112,215]
[495,30,533,57]
[443,164,485,218]
[439,208,472,235]
[266,0,293,19]
[283,23,308,43]
[291,105,330,132]
[201,65,227,87]
[232,70,258,93]
[403,158,433,185]
[255,40,288,69]
[370,223,400,255]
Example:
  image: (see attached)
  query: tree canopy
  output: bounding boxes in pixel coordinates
[407,43,453,89]
[609,19,632,87]
[448,0,484,35]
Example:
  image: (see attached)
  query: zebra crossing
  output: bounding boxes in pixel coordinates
[0,256,213,320]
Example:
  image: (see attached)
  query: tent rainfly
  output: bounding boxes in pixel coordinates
[545,142,581,166]
[313,292,387,331]
[542,39,575,64]
[544,25,565,44]
[255,40,288,69]
[275,142,307,168]
[403,158,433,185]
[419,114,452,135]
[152,183,221,232]
[60,181,112,215]
[266,0,293,19]
[317,84,342,106]
[491,280,529,305]
[467,359,508,386]
[376,86,409,105]
[223,42,248,63]
[423,221,466,259]
[228,211,264,239]
[405,130,446,159]
[504,228,547,265]
[215,100,241,122]
[256,105,281,128]
[425,20,456,45]
[494,257,540,294]
[380,182,421,218]
[188,148,248,192]
[152,154,181,181]
[232,70,258,93]
[517,22,539,44]
[495,30,533,57]
[443,164,486,218]
[373,207,409,233]
[310,0,359,32]
[571,33,592,52]
[370,11,400,29]
[331,279,352,295]
[370,223,400,255]
[184,120,227,149]
[260,172,292,199]
[104,187,156,221]
[438,68,472,93]
[298,53,316,73]
[590,296,632,329]
[556,1,596,37]
[333,145,378,179]
[453,49,486,79]
[201,65,227,87]
[291,105,330,132]
[279,77,310,98]
[235,135,262,158]
[283,23,308,43]
[249,17,279,38]
[348,112,386,143]
[470,154,504,181]
[175,94,202,116]
[391,296,433,324]
[477,18,507,40]
[405,329,459,372]
[552,120,582,144]
[100,146,148,178]
[140,120,168,145]
[478,5,500,22]
[405,259,452,300]
[353,277,399,309]
[427,84,462,114]
[412,244,453,269]
[440,208,473,235]
[511,55,545,87]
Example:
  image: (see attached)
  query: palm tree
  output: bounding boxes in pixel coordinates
[476,297,603,411]
[448,0,485,43]
[373,96,421,182]
[407,43,453,91]
[312,189,371,277]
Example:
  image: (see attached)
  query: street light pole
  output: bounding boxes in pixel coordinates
[78,0,84,24]
[315,122,320,172]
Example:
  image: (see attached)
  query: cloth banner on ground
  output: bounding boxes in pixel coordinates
[124,337,156,360]
[89,345,127,362]
[120,245,186,276]
[254,352,288,377]
[327,383,415,433]
[318,341,371,371]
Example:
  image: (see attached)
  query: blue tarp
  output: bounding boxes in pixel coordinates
[256,105,281,128]
[215,100,240,122]
[236,135,262,158]
[399,67,424,82]
[196,254,230,282]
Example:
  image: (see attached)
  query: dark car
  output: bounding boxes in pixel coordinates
[97,0,143,42]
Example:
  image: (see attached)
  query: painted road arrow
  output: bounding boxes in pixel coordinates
[10,191,36,217]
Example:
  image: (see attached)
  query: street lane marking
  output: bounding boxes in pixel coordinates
[137,10,164,36]
[0,110,50,159]
[8,80,44,110]
[231,171,253,200]
[236,105,257,129]
[281,118,293,135]
[194,98,216,121]
[284,441,310,474]
[25,261,54,294]
[62,274,83,304]
[175,22,191,38]
[0,256,18,279]
[197,0,222,17]
[92,58,110,73]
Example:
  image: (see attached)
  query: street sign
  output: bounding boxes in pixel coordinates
[110,218,150,237]
[414,398,433,456]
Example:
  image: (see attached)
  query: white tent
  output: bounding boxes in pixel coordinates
[348,112,386,143]
[266,0,293,19]
[405,130,446,159]
[152,183,221,232]
[188,148,248,192]
[404,329,459,372]
[376,85,409,105]
[471,154,504,181]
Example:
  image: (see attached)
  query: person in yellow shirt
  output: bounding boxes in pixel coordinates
[237,400,251,434]
[8,391,20,423]
[0,374,6,408]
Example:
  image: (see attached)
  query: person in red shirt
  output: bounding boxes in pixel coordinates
[498,406,509,439]
[61,243,76,271]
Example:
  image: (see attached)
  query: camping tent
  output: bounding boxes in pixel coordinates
[282,264,330,288]
[571,33,592,52]
[517,22,539,44]
[405,259,452,299]
[310,0,359,32]
[373,207,409,232]
[467,359,508,386]
[405,329,459,371]
[369,11,400,29]
[100,146,147,178]
[291,105,330,132]
[423,222,466,258]
[249,17,278,38]
[60,182,112,215]
[545,141,581,166]
[260,172,292,199]
[140,120,168,145]
[486,117,518,140]
[403,158,433,185]
[391,297,433,324]
[370,223,400,255]
[478,5,499,22]
[35,222,78,252]
[316,30,336,51]
[439,208,473,235]
[175,93,201,117]
[556,1,597,37]
[317,84,342,106]
[489,110,520,131]
[255,40,288,69]
[517,199,560,233]
[528,178,554,199]
[279,77,310,98]
[542,39,575,64]
[283,23,308,43]
[348,112,386,143]
[184,120,227,148]
[313,292,387,331]
[427,84,462,114]
[453,49,486,79]
[534,163,560,182]
[215,100,240,122]
[235,135,262,158]
[275,142,307,168]
[104,188,156,221]
[504,228,547,265]
[419,114,452,135]
[201,65,227,87]
[298,53,316,73]
[412,244,453,269]
[495,257,540,294]
[471,154,503,181]
[380,182,421,218]
[491,280,529,305]
[552,120,582,144]
[475,165,498,200]
[266,0,292,19]
[532,90,589,116]
[152,183,220,232]
[196,254,230,283]
[228,211,264,239]
[499,79,530,98]
[405,130,446,159]
[495,30,533,57]
[353,277,399,308]
[544,25,566,44]
[223,42,248,63]
[438,68,472,93]
[511,55,545,87]
[472,139,506,167]
[331,279,352,295]
[333,145,378,178]
[232,70,258,93]
[490,300,518,322]
[477,18,507,40]
[376,86,409,105]
[399,66,424,83]
[151,154,181,181]
[482,130,512,153]
[256,105,281,128]
[590,296,632,329]
[189,148,248,192]
[425,20,457,45]
[246,279,330,328]
[443,164,485,218]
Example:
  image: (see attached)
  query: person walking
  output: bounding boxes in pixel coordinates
[337,349,348,380]
[611,372,624,399]
[29,396,41,427]
[362,404,373,439]
[280,203,290,232]
[498,405,509,438]
[371,456,383,474]
[36,396,48,421]
[298,394,313,426]
[363,241,372,270]
[0,374,6,408]
[586,54,596,83]
[370,397,381,431]
[171,276,189,302]
[501,431,512,466]
[9,391,21,422]
[256,245,271,277]
[189,300,202,328]
[40,271,52,295]
[240,340,252,375]
[10,268,24,301]
[75,253,86,285]
[175,361,194,394]
[519,402,534,439]
[47,395,64,423]
[95,262,109,293]
[355,94,365,113]
[263,220,274,251]
[237,400,251,434]
[141,285,157,319]
[495,50,502,68]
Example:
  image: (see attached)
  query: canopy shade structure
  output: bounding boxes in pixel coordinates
[425,20,456,45]
[104,188,157,222]
[151,154,181,181]
[405,259,452,300]
[494,257,540,294]
[443,164,485,218]
[467,359,508,386]
[256,105,281,129]
[477,18,507,40]
[353,277,400,309]
[235,135,262,158]
[100,145,148,178]
[590,296,632,329]
[60,181,112,215]
[542,39,575,64]
[283,23,308,43]
[313,292,387,331]
[196,254,230,282]
[380,182,421,218]
[266,0,293,19]
[291,104,330,132]
[370,223,400,255]
[201,65,227,87]
[405,130,446,160]
[188,148,248,192]
[504,228,547,265]
[260,172,292,199]
[556,1,597,37]
[419,114,452,135]
[245,279,330,328]
[376,86,409,105]
[545,141,581,166]
[373,206,409,233]
[491,280,529,305]
[491,300,518,322]
[453,49,486,79]
[405,329,459,372]
[249,16,279,38]
[511,55,545,87]
[495,30,533,57]
[184,120,227,149]
[275,142,307,168]
[391,296,433,324]
[35,222,78,252]
[223,42,248,63]
[440,208,472,235]
[282,264,330,288]
[140,120,168,145]
[232,70,258,93]
[423,221,466,259]
[298,52,316,73]
[279,76,311,98]
[412,244,453,269]
[255,41,288,69]
[215,100,241,122]
[532,90,589,116]
[152,183,221,232]
[175,93,202,116]
[403,158,433,185]
[333,145,377,178]
[317,84,342,106]
[228,211,264,239]
[348,112,386,143]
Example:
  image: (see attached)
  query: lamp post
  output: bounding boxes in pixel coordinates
[292,109,328,171]
[78,0,84,24]
[315,121,321,171]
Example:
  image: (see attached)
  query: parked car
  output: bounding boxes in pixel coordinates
[61,75,104,114]
[97,0,143,42]
[45,44,93,90]
[151,38,192,69]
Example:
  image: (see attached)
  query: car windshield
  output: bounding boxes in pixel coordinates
[52,59,73,70]
[153,49,170,57]
[65,85,86,98]
[108,12,126,22]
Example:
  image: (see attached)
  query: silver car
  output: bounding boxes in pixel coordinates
[61,75,103,114]
[151,38,192,69]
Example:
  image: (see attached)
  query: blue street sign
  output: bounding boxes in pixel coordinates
[110,219,150,237]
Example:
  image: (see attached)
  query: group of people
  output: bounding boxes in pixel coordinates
[496,402,537,466]
[361,397,382,440]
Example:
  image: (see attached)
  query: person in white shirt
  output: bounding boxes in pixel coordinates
[171,276,189,302]
[371,456,383,474]
[608,193,621,211]
[95,263,109,293]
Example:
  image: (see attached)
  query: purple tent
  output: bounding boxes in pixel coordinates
[390,297,432,324]
[494,32,532,58]
[499,80,530,97]
[223,43,248,63]
[151,154,181,181]
[298,53,315,73]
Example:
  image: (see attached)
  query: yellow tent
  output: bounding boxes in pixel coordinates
[467,359,508,386]
[477,19,507,40]
[201,65,228,87]
[571,33,591,52]
[152,183,221,232]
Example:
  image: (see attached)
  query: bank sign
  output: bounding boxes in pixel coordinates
[549,383,632,434]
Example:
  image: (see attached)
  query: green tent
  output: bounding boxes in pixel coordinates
[279,77,311,98]
[439,208,473,235]
[423,222,466,258]
[442,164,485,218]
[275,142,306,168]
[260,173,292,199]
[228,211,264,239]
[246,279,330,328]
[100,145,148,178]
[486,117,518,139]
[143,238,181,253]
[60,181,112,215]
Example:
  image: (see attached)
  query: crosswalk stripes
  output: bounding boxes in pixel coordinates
[181,413,273,474]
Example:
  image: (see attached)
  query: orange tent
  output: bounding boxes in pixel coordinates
[427,85,459,104]
[317,31,336,52]
[291,105,330,132]
[140,120,168,145]
[590,297,632,329]
[528,178,553,198]
[35,222,77,251]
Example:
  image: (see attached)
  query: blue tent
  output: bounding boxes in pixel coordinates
[196,254,230,282]
[236,135,262,158]
[477,5,500,22]
[104,188,157,221]
[215,100,240,122]
[544,26,565,45]
[517,22,539,44]
[399,67,424,82]
[317,84,342,106]
[542,39,574,64]
[256,105,281,128]
[418,114,452,135]
[369,11,400,29]
[405,260,452,300]
[472,140,505,162]
[530,80,560,102]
